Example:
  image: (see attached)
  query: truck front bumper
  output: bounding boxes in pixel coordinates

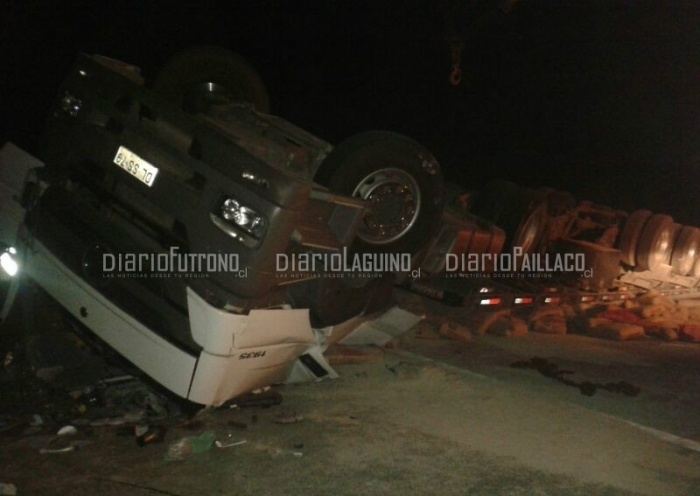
[24,239,335,405]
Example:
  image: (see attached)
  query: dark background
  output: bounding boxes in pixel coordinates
[3,0,700,224]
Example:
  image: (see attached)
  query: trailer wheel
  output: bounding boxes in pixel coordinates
[617,210,652,267]
[152,46,270,113]
[470,180,547,254]
[670,226,700,276]
[317,131,444,267]
[512,200,548,254]
[635,214,675,271]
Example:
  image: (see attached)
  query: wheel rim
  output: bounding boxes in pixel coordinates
[672,227,700,275]
[648,228,673,270]
[513,208,545,254]
[351,167,421,244]
[676,246,697,275]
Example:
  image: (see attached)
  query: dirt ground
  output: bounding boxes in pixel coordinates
[1,288,699,496]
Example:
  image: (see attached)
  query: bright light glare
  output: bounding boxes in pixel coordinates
[0,251,18,277]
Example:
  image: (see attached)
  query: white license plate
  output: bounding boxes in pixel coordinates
[113,146,159,187]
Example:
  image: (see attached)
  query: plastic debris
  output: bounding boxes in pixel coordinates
[275,413,305,425]
[165,431,216,461]
[271,448,303,458]
[40,445,76,454]
[136,425,167,446]
[57,425,77,436]
[215,439,247,449]
[23,414,45,435]
[89,417,127,427]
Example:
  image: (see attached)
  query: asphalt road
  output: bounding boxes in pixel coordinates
[0,288,699,495]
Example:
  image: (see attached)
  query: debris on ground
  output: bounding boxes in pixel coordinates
[458,288,700,344]
[438,320,473,342]
[600,309,647,326]
[510,357,640,397]
[39,426,94,454]
[476,309,511,335]
[678,323,700,342]
[486,316,529,337]
[274,412,305,424]
[587,321,646,341]
[229,388,283,409]
[528,307,568,334]
[413,318,442,340]
[135,425,167,446]
[56,425,77,436]
[165,430,216,461]
[386,361,421,380]
[324,344,385,365]
[272,448,303,458]
[215,439,247,449]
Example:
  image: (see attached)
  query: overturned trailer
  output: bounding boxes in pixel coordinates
[415,179,700,310]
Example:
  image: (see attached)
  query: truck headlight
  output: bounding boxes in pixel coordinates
[221,199,265,238]
[0,247,19,277]
[210,196,266,247]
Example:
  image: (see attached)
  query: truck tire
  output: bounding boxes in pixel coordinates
[317,131,445,268]
[670,225,700,276]
[635,213,675,271]
[152,46,271,113]
[617,210,652,267]
[470,180,547,254]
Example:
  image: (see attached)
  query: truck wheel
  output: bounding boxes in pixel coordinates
[470,181,547,254]
[617,210,652,267]
[670,225,700,276]
[512,200,548,254]
[317,131,445,267]
[635,214,675,271]
[152,46,270,113]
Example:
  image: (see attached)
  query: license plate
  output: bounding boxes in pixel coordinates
[113,146,159,187]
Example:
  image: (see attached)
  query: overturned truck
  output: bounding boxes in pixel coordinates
[0,50,444,405]
[2,48,696,406]
[418,179,700,308]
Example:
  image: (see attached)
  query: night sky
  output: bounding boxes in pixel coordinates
[3,1,700,225]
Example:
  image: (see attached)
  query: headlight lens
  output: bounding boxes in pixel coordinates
[211,197,266,247]
[221,198,265,237]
